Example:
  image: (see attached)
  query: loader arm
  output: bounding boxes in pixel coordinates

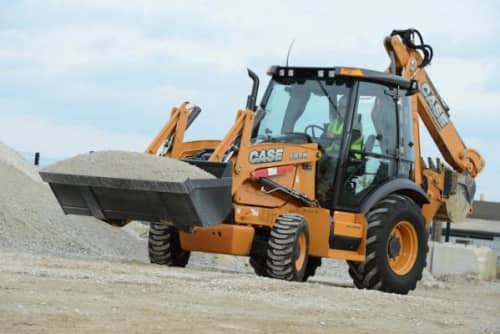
[208,109,255,163]
[145,102,190,156]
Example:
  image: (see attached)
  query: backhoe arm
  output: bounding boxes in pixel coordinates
[385,29,484,177]
[384,29,485,223]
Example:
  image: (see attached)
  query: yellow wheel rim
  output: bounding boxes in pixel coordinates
[295,232,306,271]
[387,221,418,275]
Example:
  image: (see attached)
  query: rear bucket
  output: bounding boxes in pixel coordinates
[435,172,476,222]
[40,164,232,232]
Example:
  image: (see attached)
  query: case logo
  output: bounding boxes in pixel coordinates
[249,148,284,164]
[420,82,449,128]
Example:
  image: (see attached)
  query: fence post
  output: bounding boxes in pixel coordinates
[444,221,451,242]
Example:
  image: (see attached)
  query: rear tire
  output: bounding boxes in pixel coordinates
[249,256,268,277]
[266,214,309,281]
[249,228,270,277]
[148,223,190,267]
[348,194,428,294]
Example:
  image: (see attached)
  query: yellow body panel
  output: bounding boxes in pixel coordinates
[179,225,255,256]
[333,211,365,239]
[179,207,366,261]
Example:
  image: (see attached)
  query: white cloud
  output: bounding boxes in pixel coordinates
[4,1,499,74]
[0,25,257,73]
[60,0,500,38]
[0,112,151,158]
[56,0,206,14]
[61,82,196,111]
[427,57,500,114]
[0,25,162,71]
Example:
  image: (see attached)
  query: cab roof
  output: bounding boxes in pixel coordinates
[267,66,417,92]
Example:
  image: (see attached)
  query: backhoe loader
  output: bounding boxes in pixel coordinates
[41,29,484,294]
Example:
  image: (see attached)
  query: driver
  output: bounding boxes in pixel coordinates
[317,95,363,201]
[325,95,349,152]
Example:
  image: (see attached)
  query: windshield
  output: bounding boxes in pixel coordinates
[257,79,353,148]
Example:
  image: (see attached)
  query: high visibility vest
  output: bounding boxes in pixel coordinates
[326,119,363,158]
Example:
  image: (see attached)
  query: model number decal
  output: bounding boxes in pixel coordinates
[290,152,308,160]
[249,149,284,164]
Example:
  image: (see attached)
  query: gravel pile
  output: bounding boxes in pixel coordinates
[42,150,214,181]
[0,143,41,183]
[0,143,147,260]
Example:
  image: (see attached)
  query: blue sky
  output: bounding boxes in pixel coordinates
[0,0,499,200]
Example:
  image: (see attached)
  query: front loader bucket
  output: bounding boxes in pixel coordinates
[40,168,232,232]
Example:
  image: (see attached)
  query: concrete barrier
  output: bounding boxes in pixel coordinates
[428,242,498,280]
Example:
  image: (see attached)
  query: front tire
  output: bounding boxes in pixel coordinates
[266,214,310,281]
[148,223,190,267]
[348,194,428,294]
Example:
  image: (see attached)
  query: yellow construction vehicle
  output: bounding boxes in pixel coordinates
[41,29,484,294]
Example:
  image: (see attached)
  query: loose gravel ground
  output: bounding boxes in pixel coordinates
[1,142,499,333]
[0,251,499,334]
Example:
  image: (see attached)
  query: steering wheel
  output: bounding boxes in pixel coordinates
[304,124,325,139]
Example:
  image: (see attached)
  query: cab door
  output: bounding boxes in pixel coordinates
[334,81,410,210]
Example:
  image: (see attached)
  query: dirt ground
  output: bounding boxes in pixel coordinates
[1,251,499,334]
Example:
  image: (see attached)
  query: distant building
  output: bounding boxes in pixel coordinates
[469,201,500,221]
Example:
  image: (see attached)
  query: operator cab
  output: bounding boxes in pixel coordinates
[255,66,418,210]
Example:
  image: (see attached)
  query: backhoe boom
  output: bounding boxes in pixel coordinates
[385,30,484,177]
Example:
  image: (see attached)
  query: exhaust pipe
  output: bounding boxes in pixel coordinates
[246,68,259,111]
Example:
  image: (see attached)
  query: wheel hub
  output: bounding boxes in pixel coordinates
[387,221,418,276]
[388,236,401,258]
